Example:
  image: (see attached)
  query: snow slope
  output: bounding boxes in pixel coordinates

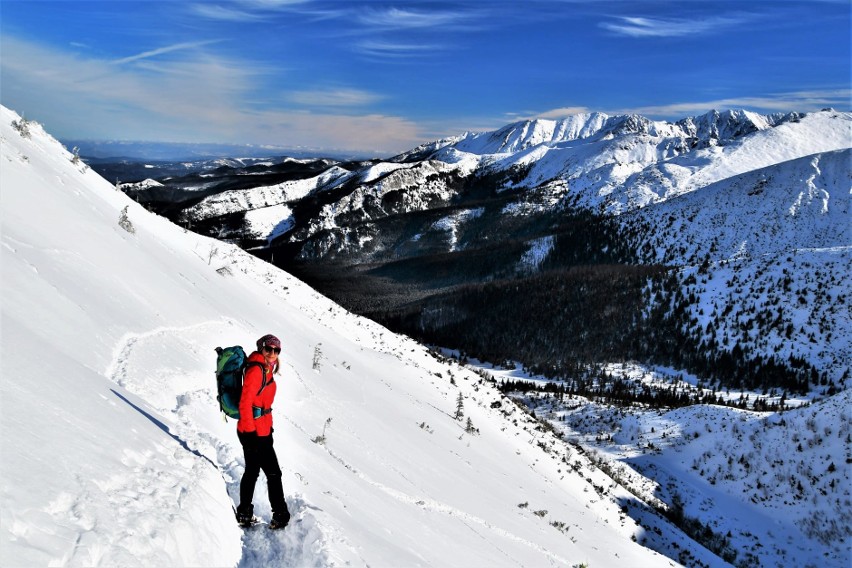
[619,149,851,384]
[483,361,851,568]
[0,108,699,565]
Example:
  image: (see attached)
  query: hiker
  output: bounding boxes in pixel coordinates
[235,334,291,529]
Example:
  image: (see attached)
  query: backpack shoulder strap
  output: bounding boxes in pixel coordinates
[244,361,271,396]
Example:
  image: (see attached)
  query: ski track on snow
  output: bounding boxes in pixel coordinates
[105,320,228,387]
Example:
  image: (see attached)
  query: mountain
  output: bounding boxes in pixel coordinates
[62,139,368,162]
[2,107,701,565]
[121,108,851,399]
[6,105,851,567]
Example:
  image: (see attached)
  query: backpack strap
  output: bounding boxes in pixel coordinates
[244,361,272,396]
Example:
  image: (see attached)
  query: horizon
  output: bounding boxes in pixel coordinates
[2,0,850,155]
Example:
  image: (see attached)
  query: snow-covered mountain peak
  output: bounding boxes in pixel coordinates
[451,112,613,154]
[675,108,794,143]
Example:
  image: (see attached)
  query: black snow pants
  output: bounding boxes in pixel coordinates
[237,431,288,516]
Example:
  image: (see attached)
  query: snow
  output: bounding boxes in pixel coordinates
[466,357,851,568]
[183,166,352,224]
[619,149,851,382]
[518,236,555,272]
[446,110,851,214]
[119,178,163,190]
[1,106,684,566]
[244,204,295,243]
[430,208,484,251]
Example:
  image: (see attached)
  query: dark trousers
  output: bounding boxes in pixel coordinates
[238,432,288,517]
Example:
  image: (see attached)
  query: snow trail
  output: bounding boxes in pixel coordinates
[104,323,333,566]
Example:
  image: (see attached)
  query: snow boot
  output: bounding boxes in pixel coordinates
[236,504,255,528]
[268,510,290,530]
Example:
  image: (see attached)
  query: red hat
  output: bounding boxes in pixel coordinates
[257,334,281,351]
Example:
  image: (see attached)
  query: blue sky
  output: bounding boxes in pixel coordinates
[1,0,849,155]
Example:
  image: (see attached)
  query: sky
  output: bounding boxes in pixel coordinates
[1,0,850,155]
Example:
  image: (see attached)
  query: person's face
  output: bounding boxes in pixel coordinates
[262,345,280,363]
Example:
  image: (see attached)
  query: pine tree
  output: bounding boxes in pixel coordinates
[454,392,464,420]
[118,206,135,234]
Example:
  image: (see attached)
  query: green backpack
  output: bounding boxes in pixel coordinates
[214,346,269,419]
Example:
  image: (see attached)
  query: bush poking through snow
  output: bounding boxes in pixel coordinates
[312,343,323,371]
[312,417,332,445]
[11,117,31,138]
[118,206,135,234]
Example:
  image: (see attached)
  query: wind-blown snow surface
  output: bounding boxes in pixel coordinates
[0,108,690,565]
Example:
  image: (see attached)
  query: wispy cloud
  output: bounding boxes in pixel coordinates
[286,88,384,107]
[358,7,470,30]
[600,14,751,38]
[191,0,331,22]
[355,40,445,59]
[112,40,223,65]
[189,4,265,22]
[0,34,426,153]
[619,90,852,118]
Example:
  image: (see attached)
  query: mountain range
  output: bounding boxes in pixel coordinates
[116,108,851,398]
[1,103,706,567]
[4,104,850,567]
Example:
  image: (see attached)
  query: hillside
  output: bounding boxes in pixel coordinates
[506,366,852,567]
[0,108,707,565]
[108,109,852,400]
[621,149,850,387]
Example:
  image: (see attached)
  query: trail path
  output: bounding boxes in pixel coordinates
[105,322,330,566]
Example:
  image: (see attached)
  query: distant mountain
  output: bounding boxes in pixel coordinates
[102,109,851,396]
[62,139,368,162]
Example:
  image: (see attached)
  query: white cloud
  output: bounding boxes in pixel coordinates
[354,40,444,58]
[358,7,469,29]
[0,34,425,153]
[619,90,852,118]
[111,40,224,65]
[286,88,384,107]
[600,14,751,38]
[189,4,265,22]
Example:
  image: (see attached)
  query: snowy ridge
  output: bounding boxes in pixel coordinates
[492,110,849,213]
[1,106,692,566]
[183,165,353,222]
[453,113,613,154]
[176,109,850,245]
[628,149,851,263]
[294,159,465,249]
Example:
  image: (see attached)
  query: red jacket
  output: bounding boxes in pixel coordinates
[237,352,277,436]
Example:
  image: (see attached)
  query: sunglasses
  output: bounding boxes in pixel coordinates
[262,345,281,354]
